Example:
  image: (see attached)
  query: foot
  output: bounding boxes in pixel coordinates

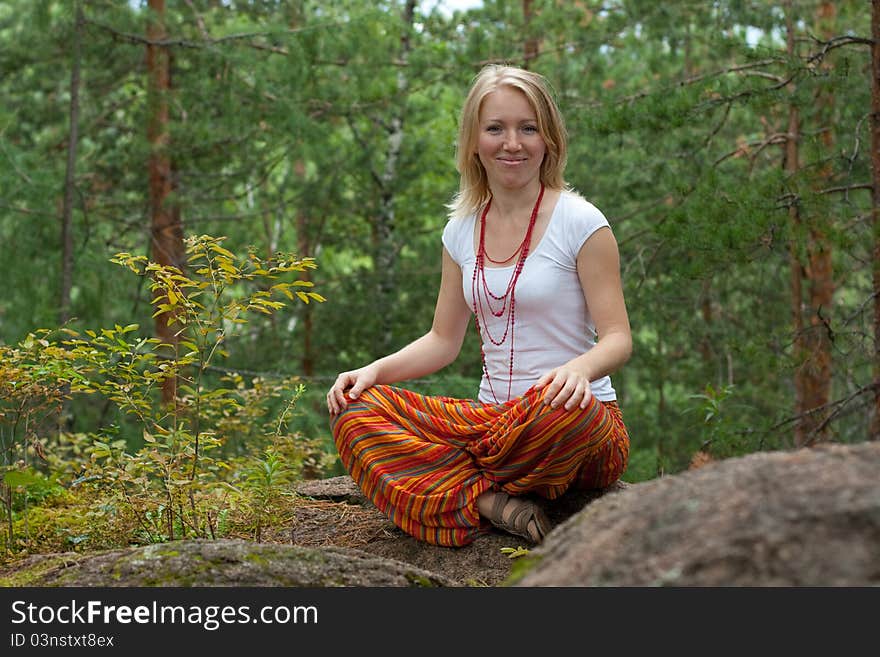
[478,491,551,544]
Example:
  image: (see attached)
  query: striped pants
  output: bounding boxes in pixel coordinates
[330,384,629,547]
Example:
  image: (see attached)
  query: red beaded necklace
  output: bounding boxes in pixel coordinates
[471,183,545,403]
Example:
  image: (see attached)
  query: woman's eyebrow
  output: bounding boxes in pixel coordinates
[482,117,538,123]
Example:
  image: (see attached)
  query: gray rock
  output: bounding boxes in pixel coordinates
[296,475,370,505]
[510,442,880,586]
[0,539,457,587]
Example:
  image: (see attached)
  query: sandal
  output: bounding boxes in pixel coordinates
[487,491,551,544]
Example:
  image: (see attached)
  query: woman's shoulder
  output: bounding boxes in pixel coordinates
[441,211,476,262]
[558,189,607,221]
[555,189,610,236]
[442,211,476,237]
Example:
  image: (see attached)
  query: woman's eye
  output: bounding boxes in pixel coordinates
[486,125,502,133]
[522,125,537,134]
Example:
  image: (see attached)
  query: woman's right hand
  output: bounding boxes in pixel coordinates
[326,364,379,415]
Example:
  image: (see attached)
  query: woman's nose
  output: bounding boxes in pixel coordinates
[503,131,521,151]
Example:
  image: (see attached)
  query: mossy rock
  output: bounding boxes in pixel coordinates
[0,539,457,587]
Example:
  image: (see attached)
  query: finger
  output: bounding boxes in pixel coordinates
[350,376,371,399]
[332,374,351,403]
[564,380,587,411]
[542,371,566,405]
[551,378,579,409]
[349,381,363,399]
[330,386,344,414]
[579,385,593,409]
[327,372,348,413]
[550,379,574,408]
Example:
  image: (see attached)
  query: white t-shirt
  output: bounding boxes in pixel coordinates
[442,190,617,404]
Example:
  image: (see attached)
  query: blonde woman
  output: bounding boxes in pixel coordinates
[327,64,632,547]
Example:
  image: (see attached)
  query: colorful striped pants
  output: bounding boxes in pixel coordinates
[330,384,629,547]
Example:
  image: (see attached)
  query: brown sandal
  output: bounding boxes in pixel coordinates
[488,491,551,544]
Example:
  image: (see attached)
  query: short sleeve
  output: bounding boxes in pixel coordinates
[563,195,611,260]
[441,215,474,266]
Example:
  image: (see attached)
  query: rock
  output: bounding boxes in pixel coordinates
[296,475,370,505]
[510,442,880,586]
[0,539,456,587]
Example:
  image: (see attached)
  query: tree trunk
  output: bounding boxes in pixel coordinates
[523,0,539,67]
[797,1,837,446]
[147,0,184,404]
[59,2,83,326]
[784,2,807,447]
[374,0,415,355]
[785,1,836,447]
[871,0,880,440]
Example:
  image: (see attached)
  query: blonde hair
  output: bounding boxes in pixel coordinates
[447,64,569,219]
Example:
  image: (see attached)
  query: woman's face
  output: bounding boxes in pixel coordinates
[475,86,546,192]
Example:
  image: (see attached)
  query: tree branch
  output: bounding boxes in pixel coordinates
[84,16,345,51]
[819,183,873,195]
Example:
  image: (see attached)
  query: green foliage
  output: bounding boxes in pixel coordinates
[686,383,739,457]
[0,235,328,558]
[68,235,324,544]
[0,329,86,553]
[223,449,296,544]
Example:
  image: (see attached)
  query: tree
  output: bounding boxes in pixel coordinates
[146,0,185,404]
[59,2,84,326]
[872,0,880,440]
[787,0,838,447]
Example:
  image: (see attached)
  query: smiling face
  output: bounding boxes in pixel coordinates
[476,85,547,193]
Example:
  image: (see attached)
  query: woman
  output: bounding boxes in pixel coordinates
[327,64,631,547]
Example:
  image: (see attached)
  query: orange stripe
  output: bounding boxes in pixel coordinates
[331,384,629,546]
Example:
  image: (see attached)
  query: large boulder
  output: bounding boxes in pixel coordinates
[510,442,880,586]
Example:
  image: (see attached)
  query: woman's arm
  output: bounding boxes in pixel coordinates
[535,226,632,410]
[327,247,472,414]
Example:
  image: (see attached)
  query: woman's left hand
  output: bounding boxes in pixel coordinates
[534,365,593,411]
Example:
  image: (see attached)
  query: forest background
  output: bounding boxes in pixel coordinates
[0,0,877,560]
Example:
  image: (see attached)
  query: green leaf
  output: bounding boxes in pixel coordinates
[4,469,44,488]
[210,245,236,259]
[499,546,530,559]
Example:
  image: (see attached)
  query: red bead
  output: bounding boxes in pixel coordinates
[471,183,544,403]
